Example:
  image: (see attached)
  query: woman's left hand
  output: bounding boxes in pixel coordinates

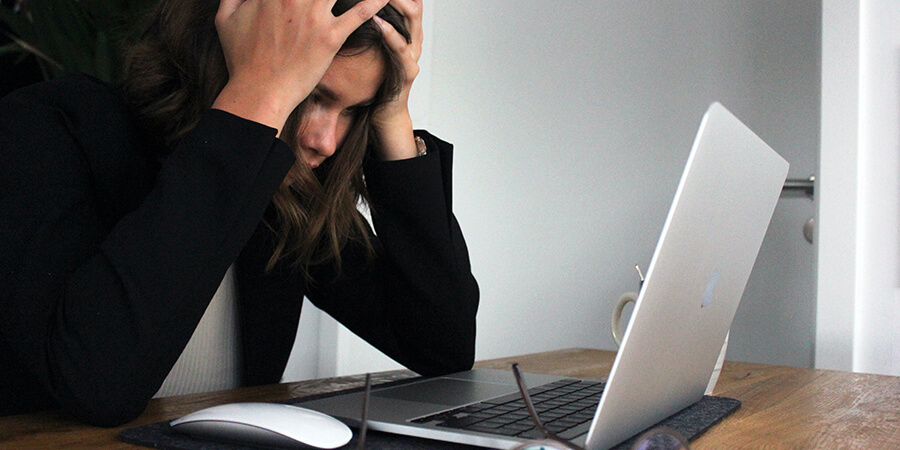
[371,0,424,161]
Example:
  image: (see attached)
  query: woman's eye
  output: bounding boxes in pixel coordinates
[342,106,364,118]
[305,91,326,106]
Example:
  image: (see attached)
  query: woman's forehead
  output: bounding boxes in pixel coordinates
[316,49,386,107]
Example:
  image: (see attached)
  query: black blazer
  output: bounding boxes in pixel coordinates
[0,75,478,426]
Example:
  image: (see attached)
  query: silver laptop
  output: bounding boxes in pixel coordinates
[299,102,789,449]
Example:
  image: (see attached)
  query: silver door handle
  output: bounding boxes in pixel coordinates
[780,175,815,244]
[783,175,815,198]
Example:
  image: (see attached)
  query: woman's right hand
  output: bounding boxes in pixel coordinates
[212,0,389,135]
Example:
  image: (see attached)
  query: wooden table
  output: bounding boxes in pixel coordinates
[2,348,899,448]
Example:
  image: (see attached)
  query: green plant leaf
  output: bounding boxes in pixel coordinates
[0,0,158,82]
[0,30,63,71]
[93,31,113,83]
[29,1,101,78]
[0,41,23,57]
[0,6,32,38]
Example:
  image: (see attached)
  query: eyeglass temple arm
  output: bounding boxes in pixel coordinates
[511,364,546,429]
[357,373,371,450]
[512,363,586,450]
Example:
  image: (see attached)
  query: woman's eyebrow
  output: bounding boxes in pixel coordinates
[347,98,376,111]
[313,85,340,102]
[313,85,376,110]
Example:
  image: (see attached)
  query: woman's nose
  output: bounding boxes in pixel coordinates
[301,112,339,158]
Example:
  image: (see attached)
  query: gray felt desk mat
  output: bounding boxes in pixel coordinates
[119,380,740,449]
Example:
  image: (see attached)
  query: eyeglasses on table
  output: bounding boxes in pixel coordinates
[354,363,690,450]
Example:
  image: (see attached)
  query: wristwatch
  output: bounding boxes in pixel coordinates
[415,136,427,157]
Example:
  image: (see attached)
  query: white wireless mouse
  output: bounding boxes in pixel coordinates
[170,402,353,449]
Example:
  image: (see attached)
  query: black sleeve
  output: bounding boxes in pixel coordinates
[0,82,295,426]
[305,131,480,376]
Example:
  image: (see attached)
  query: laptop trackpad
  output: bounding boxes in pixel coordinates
[373,378,515,406]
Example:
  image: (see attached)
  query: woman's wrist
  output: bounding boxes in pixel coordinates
[372,110,419,161]
[211,80,298,136]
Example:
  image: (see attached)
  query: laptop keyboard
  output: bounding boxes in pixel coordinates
[411,378,605,440]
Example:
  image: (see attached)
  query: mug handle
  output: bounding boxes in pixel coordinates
[611,291,638,347]
[610,291,729,395]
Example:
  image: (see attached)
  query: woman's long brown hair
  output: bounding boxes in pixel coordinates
[121,0,411,276]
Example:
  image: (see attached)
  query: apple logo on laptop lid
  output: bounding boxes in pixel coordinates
[701,270,721,308]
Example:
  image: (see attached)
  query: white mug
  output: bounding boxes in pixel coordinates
[610,292,728,395]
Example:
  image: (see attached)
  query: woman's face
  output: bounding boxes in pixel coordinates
[291,49,385,176]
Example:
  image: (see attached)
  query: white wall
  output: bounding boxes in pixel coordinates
[284,0,824,379]
[816,0,859,372]
[428,0,822,364]
[854,0,900,376]
[817,0,900,376]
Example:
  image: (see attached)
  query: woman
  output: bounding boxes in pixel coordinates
[0,0,478,426]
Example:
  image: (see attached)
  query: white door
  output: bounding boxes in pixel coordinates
[714,1,822,368]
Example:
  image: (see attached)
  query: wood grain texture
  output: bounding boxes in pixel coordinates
[475,349,900,448]
[2,349,899,448]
